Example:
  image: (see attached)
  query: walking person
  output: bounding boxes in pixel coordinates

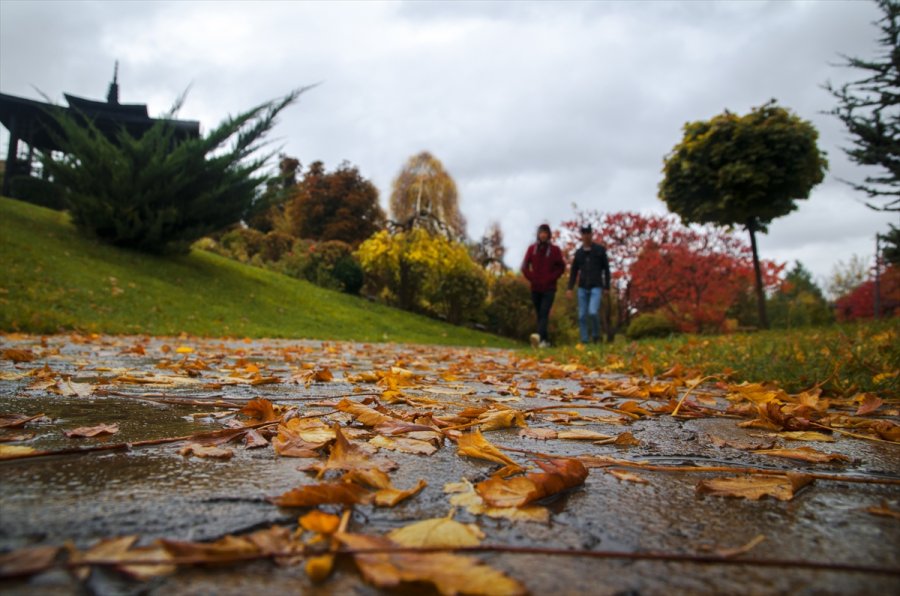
[521,223,566,348]
[566,224,611,344]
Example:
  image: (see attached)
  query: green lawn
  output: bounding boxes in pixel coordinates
[0,197,514,347]
[550,322,900,398]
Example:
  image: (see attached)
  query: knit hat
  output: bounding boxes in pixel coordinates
[580,224,593,234]
[538,223,551,234]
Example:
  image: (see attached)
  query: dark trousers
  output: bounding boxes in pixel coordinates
[531,290,555,342]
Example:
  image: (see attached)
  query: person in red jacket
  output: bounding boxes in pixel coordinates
[521,223,566,348]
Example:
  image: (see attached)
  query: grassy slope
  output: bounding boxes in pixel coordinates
[0,197,514,347]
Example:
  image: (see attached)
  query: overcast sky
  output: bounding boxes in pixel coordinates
[1,0,897,288]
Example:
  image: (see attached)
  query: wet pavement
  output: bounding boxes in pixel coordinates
[1,334,898,595]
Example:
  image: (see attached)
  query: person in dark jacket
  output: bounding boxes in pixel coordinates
[566,224,611,343]
[521,223,566,348]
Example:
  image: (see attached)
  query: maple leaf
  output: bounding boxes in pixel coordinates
[387,514,485,548]
[343,468,427,506]
[696,473,813,501]
[239,398,278,422]
[753,447,851,464]
[178,443,235,460]
[0,545,59,580]
[336,532,525,596]
[64,423,119,438]
[269,481,370,507]
[476,458,588,508]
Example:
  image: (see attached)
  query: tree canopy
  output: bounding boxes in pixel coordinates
[282,160,385,246]
[389,151,466,239]
[43,89,306,253]
[825,0,900,211]
[658,101,828,328]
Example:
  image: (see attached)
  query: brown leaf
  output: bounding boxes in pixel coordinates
[269,481,370,507]
[0,545,59,579]
[344,469,428,507]
[753,447,850,464]
[178,443,234,460]
[64,423,119,438]
[476,458,588,508]
[160,534,259,563]
[374,419,438,436]
[293,367,334,385]
[697,473,813,501]
[243,429,270,449]
[53,378,94,397]
[855,394,884,416]
[2,348,36,363]
[315,424,397,475]
[0,412,45,429]
[240,398,278,422]
[0,430,34,442]
[519,428,557,440]
[337,532,525,596]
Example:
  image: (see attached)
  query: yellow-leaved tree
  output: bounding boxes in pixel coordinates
[356,228,487,324]
[389,152,466,240]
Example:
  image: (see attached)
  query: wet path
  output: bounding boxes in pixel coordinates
[1,334,898,595]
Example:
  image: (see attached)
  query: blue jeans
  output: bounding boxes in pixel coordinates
[577,287,602,343]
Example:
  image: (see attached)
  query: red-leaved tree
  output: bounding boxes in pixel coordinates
[835,265,900,321]
[559,209,783,332]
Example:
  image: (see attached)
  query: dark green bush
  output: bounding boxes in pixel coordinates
[626,312,678,340]
[484,275,534,340]
[10,176,66,211]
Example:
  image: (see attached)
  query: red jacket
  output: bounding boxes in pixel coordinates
[521,241,566,292]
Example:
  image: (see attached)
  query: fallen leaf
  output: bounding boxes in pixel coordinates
[294,367,334,385]
[0,431,34,442]
[777,431,834,442]
[1,348,36,363]
[299,510,342,534]
[0,412,46,429]
[336,532,525,596]
[388,515,484,548]
[855,394,884,416]
[343,469,427,506]
[0,445,37,459]
[519,428,557,440]
[557,429,613,441]
[178,443,234,460]
[243,429,270,449]
[607,469,649,484]
[270,481,370,507]
[476,458,588,508]
[337,398,392,426]
[754,447,850,464]
[477,408,527,431]
[696,473,813,501]
[53,378,94,398]
[457,430,521,472]
[0,545,59,579]
[240,398,278,422]
[313,424,397,475]
[444,480,549,523]
[160,534,258,563]
[369,434,437,455]
[64,423,119,438]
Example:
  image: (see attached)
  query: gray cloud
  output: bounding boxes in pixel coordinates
[2,0,895,284]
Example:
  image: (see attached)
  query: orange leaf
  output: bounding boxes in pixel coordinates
[476,458,588,507]
[240,398,278,422]
[457,430,521,471]
[1,349,36,363]
[337,398,392,426]
[269,481,370,507]
[0,545,59,579]
[300,510,342,534]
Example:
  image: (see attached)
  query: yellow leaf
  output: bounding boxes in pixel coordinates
[457,430,521,471]
[444,480,548,523]
[178,443,234,460]
[557,429,613,441]
[369,434,437,455]
[0,445,37,459]
[388,516,485,548]
[299,511,342,535]
[175,346,194,354]
[754,447,850,463]
[777,431,834,442]
[607,469,649,484]
[697,473,813,501]
[305,554,335,582]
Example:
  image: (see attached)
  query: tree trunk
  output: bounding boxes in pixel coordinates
[747,220,769,329]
